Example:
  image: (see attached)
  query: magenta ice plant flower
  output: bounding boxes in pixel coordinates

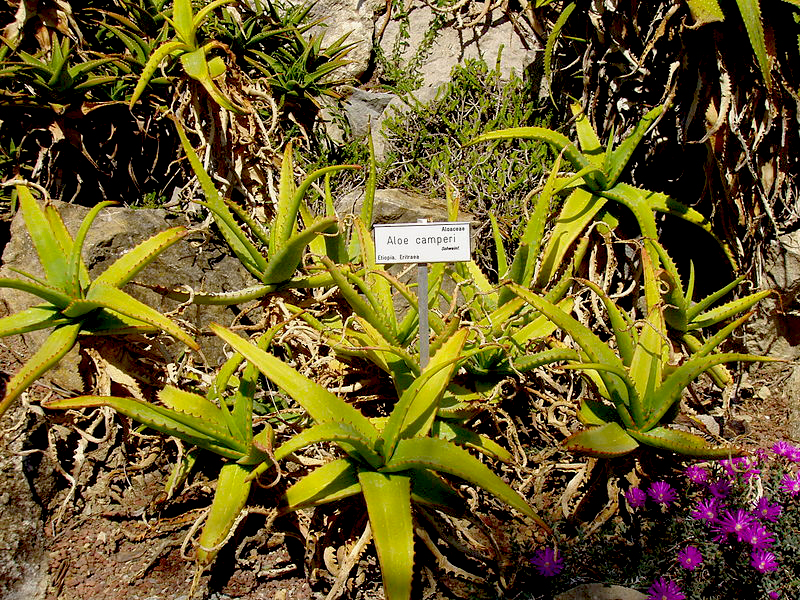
[647,481,678,506]
[531,547,564,577]
[690,497,721,522]
[751,549,779,573]
[716,508,755,541]
[685,464,709,485]
[647,576,686,600]
[780,472,800,496]
[742,523,775,550]
[772,440,794,457]
[625,487,647,508]
[677,545,702,570]
[708,477,732,498]
[754,497,782,523]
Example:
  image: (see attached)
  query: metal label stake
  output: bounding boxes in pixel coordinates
[373,218,472,371]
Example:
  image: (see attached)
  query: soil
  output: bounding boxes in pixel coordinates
[0,301,797,600]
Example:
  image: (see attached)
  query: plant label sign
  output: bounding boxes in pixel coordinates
[373,221,472,264]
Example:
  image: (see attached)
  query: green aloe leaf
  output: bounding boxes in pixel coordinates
[536,188,606,287]
[383,436,551,533]
[627,426,745,458]
[410,469,465,513]
[506,283,635,423]
[173,118,267,277]
[68,201,116,297]
[431,421,512,462]
[359,471,414,600]
[686,0,725,24]
[260,216,338,284]
[380,329,468,459]
[735,0,771,88]
[604,106,663,188]
[0,305,71,337]
[1,322,81,416]
[646,352,778,430]
[576,399,618,426]
[180,46,244,114]
[44,394,248,459]
[16,186,68,293]
[130,41,188,107]
[467,127,589,175]
[158,385,230,433]
[0,278,74,309]
[283,457,361,510]
[275,421,383,469]
[82,284,198,350]
[196,462,252,567]
[577,278,636,365]
[562,422,640,457]
[320,257,398,345]
[688,290,771,330]
[210,324,379,442]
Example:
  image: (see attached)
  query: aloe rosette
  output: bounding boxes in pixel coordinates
[211,323,550,600]
[44,329,277,580]
[0,185,197,416]
[506,247,775,458]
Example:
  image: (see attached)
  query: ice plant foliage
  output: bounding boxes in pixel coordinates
[621,444,800,598]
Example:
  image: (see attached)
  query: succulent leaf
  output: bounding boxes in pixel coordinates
[0,322,81,416]
[359,471,414,600]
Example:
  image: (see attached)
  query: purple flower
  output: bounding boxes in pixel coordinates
[647,576,685,600]
[691,497,721,522]
[727,457,761,480]
[754,497,782,522]
[772,440,794,457]
[626,487,648,508]
[715,508,755,542]
[769,591,780,599]
[708,477,732,498]
[780,472,800,496]
[751,549,779,573]
[685,464,709,485]
[647,481,678,506]
[742,523,775,550]
[755,448,770,463]
[531,547,563,577]
[677,545,702,570]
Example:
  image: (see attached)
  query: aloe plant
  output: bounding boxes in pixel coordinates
[652,240,772,388]
[0,185,197,416]
[468,102,730,266]
[506,246,774,458]
[0,32,118,109]
[155,118,358,304]
[211,323,550,600]
[44,329,276,577]
[128,0,246,112]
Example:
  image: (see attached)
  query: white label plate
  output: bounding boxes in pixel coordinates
[373,221,472,264]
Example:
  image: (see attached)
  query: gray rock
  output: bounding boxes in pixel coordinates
[0,201,260,394]
[0,407,51,600]
[377,2,538,93]
[555,583,648,600]
[306,0,377,81]
[743,230,800,440]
